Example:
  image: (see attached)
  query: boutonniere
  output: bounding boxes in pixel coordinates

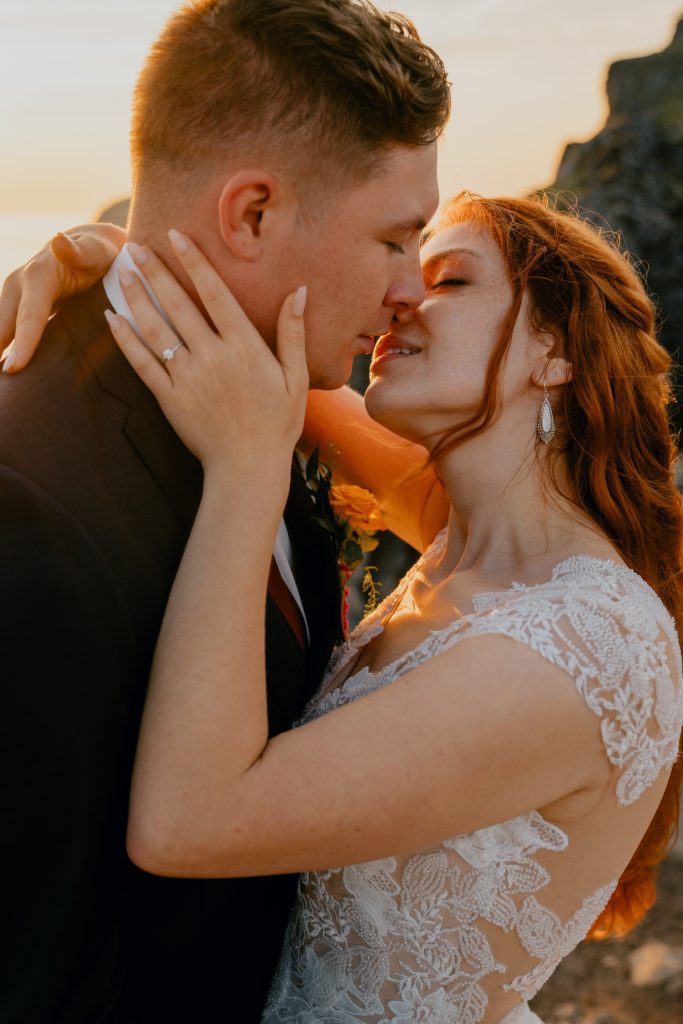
[304,446,386,634]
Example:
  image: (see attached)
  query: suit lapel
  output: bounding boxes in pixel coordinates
[64,282,204,532]
[284,463,344,690]
[63,284,341,708]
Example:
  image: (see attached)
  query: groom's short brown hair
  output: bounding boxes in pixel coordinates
[131,0,450,188]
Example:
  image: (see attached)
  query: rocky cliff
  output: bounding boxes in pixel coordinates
[546,18,683,432]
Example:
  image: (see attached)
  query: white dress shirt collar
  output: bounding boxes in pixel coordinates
[103,244,310,642]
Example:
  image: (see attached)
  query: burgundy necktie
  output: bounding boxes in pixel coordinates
[268,557,307,653]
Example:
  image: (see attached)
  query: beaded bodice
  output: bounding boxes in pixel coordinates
[263,531,682,1024]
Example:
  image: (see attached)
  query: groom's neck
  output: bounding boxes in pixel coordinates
[125,185,213,308]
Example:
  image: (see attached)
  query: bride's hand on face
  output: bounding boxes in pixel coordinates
[0,223,126,372]
[106,231,309,481]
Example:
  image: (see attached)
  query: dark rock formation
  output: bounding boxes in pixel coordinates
[359,23,683,601]
[96,198,130,227]
[545,18,683,433]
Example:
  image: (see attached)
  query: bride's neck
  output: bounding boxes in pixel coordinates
[432,427,599,583]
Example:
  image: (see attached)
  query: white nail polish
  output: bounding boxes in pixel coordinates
[128,241,148,265]
[168,229,189,254]
[2,353,16,373]
[292,286,307,317]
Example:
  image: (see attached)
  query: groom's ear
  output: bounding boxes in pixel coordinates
[217,170,292,261]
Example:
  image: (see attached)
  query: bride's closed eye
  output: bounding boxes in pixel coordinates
[429,277,467,289]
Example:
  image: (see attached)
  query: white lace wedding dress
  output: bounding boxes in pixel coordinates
[262,531,683,1024]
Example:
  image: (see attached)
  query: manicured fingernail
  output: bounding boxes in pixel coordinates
[2,352,16,373]
[292,286,307,318]
[104,309,119,330]
[168,229,189,254]
[128,241,148,265]
[119,267,135,288]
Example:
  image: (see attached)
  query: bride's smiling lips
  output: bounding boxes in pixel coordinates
[370,334,422,371]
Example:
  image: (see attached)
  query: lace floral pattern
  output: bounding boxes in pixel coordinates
[502,880,617,998]
[263,533,682,1024]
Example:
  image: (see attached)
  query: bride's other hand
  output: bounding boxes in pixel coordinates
[0,222,126,373]
[105,231,308,481]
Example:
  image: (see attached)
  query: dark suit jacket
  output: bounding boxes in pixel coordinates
[0,282,343,1023]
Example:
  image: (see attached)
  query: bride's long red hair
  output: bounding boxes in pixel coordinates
[432,193,683,939]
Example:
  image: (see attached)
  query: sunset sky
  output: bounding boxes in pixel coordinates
[1,0,682,278]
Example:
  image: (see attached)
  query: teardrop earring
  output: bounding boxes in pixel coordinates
[537,381,556,444]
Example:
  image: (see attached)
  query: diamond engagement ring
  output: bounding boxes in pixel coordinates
[162,342,185,362]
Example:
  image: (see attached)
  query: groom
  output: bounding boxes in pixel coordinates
[0,1,447,1021]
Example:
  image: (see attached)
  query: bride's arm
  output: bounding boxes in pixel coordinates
[111,239,601,879]
[0,223,126,371]
[302,387,448,551]
[0,224,446,548]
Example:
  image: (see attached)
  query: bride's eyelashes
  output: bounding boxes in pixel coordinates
[385,241,406,254]
[429,277,468,289]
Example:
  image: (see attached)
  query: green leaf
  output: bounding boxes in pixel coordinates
[306,446,320,482]
[318,492,334,519]
[312,516,339,535]
[342,539,363,565]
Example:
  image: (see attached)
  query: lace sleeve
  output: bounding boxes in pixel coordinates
[467,559,683,806]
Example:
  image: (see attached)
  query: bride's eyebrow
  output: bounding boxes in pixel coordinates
[422,247,483,272]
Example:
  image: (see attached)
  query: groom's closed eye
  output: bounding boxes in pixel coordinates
[382,215,428,254]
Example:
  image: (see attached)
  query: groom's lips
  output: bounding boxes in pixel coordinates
[354,334,377,356]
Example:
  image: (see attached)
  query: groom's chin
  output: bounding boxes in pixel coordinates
[308,362,355,392]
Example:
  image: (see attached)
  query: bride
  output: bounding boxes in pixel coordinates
[4,193,683,1024]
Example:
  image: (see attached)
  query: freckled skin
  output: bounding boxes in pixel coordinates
[365,222,542,446]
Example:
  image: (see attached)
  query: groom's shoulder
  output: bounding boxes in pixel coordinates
[0,281,137,484]
[0,282,112,416]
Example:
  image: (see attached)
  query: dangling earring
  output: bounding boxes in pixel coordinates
[537,380,555,444]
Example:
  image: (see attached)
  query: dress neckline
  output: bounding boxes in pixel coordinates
[333,542,642,695]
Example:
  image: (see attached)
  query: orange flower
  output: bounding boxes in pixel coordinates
[329,484,386,534]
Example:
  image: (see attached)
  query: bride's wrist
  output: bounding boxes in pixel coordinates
[201,457,291,508]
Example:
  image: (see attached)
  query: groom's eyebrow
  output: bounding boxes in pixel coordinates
[390,216,427,234]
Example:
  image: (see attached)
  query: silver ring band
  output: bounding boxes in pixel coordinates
[162,342,185,362]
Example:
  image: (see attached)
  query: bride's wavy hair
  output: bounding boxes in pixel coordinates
[432,192,683,939]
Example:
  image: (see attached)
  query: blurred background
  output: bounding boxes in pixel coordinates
[2,6,683,1019]
[1,0,682,274]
